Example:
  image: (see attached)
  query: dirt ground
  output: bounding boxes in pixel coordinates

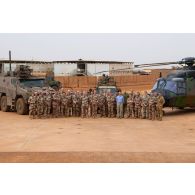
[0,108,195,162]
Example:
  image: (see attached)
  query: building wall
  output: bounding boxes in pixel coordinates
[55,74,159,92]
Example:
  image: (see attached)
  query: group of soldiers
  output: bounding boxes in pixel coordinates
[28,87,165,121]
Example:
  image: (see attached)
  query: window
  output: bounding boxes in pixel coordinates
[164,81,177,93]
[177,81,186,95]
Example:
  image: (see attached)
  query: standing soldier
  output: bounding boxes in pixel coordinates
[106,93,115,118]
[91,91,98,118]
[66,91,73,117]
[156,93,165,121]
[88,91,92,117]
[52,92,59,118]
[98,93,106,117]
[72,92,80,117]
[81,92,89,118]
[61,91,68,117]
[134,92,142,119]
[42,91,48,118]
[28,92,36,119]
[76,91,82,117]
[37,91,44,119]
[125,91,135,118]
[141,91,150,119]
[148,92,157,120]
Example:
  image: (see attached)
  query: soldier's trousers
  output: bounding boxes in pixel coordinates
[67,106,72,117]
[142,106,149,119]
[92,104,98,118]
[72,104,77,116]
[81,106,88,118]
[149,105,156,120]
[29,106,36,119]
[43,105,51,118]
[156,105,163,120]
[107,104,114,117]
[125,104,134,118]
[52,103,58,117]
[134,106,141,118]
[73,104,81,117]
[99,105,106,117]
[88,105,92,117]
[37,105,44,118]
[60,105,66,116]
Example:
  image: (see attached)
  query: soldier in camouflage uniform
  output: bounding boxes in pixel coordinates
[141,91,149,119]
[61,91,68,117]
[125,91,135,118]
[156,93,165,121]
[134,92,142,119]
[91,91,98,118]
[81,92,89,118]
[66,91,73,117]
[87,91,92,117]
[76,91,82,117]
[37,91,44,119]
[98,93,106,117]
[72,92,81,117]
[52,92,59,118]
[106,93,115,118]
[28,92,37,119]
[148,92,157,120]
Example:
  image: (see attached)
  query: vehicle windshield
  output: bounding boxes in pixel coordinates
[19,79,45,88]
[98,88,117,94]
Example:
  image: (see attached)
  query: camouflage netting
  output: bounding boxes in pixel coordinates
[14,65,33,78]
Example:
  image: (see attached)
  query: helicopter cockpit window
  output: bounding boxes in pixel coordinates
[177,81,186,95]
[158,80,166,89]
[164,81,177,94]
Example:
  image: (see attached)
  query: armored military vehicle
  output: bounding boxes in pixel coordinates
[0,64,59,115]
[96,74,120,94]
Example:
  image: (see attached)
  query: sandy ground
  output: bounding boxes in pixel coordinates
[0,108,195,162]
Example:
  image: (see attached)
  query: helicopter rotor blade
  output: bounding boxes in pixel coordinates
[134,61,179,68]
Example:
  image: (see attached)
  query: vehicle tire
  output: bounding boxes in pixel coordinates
[1,96,9,112]
[16,98,28,115]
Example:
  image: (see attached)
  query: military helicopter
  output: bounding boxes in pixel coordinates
[96,57,195,109]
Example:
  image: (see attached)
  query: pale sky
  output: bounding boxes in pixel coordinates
[0,33,195,74]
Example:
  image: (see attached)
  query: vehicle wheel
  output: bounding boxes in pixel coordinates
[1,96,9,112]
[16,98,28,115]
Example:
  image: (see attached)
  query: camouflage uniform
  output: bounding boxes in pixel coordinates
[37,92,44,118]
[72,93,81,117]
[156,94,165,121]
[134,93,142,119]
[88,93,92,117]
[106,93,115,117]
[28,93,36,119]
[141,92,149,119]
[125,93,135,118]
[91,92,98,118]
[98,94,106,117]
[66,93,73,117]
[149,93,157,120]
[81,94,89,118]
[61,92,68,117]
[52,92,59,118]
